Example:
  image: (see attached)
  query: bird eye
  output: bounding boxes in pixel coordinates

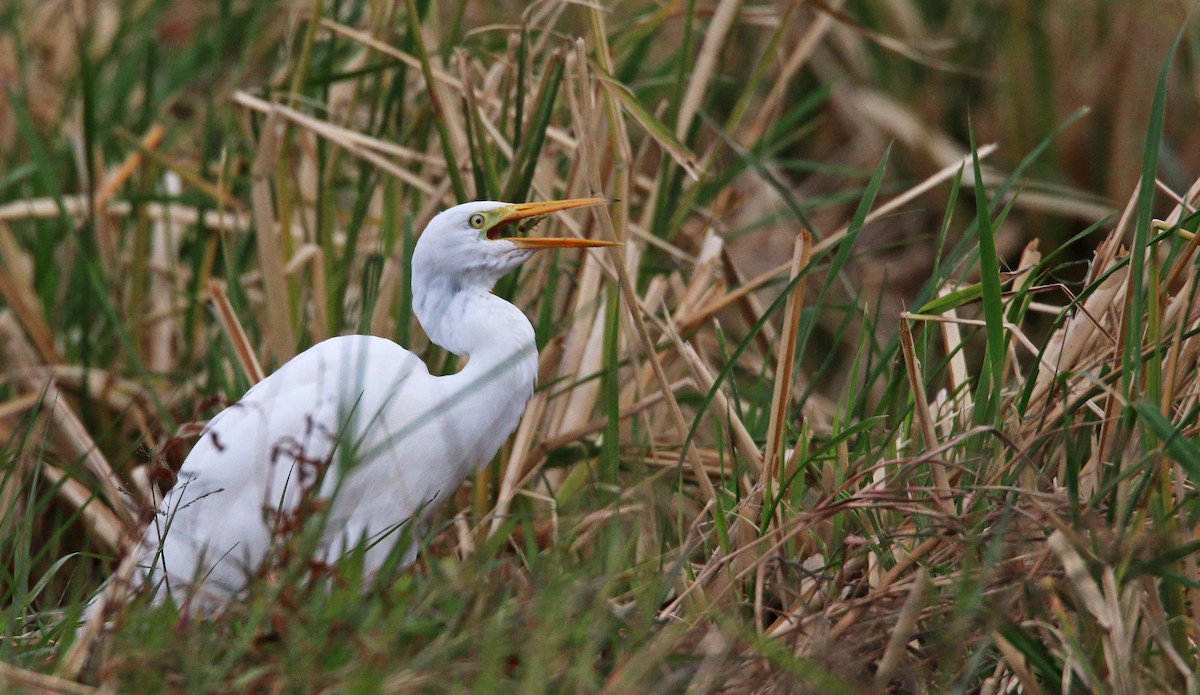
[468,213,487,229]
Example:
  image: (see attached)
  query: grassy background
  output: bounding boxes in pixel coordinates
[2,0,1200,692]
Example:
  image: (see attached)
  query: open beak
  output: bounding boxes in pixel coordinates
[495,197,620,249]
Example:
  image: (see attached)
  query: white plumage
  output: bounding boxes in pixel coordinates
[122,198,613,611]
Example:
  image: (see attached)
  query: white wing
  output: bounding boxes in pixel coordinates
[138,335,458,608]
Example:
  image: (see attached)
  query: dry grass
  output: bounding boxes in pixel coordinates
[2,1,1199,692]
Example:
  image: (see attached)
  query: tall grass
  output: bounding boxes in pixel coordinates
[1,1,1199,692]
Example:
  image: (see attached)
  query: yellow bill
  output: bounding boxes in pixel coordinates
[511,236,620,249]
[490,197,620,248]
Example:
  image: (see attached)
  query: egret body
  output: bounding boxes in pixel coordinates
[132,198,614,610]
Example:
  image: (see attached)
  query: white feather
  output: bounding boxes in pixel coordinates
[130,200,566,610]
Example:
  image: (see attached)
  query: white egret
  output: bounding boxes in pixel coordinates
[122,197,615,612]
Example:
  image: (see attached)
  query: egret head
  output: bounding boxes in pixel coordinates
[412,198,616,290]
[410,199,616,354]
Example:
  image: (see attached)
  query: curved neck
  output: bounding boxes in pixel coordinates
[413,277,534,359]
[412,278,539,411]
[412,280,539,473]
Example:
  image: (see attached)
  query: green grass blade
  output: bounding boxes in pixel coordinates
[502,49,564,202]
[969,120,1007,428]
[404,0,467,202]
[1124,30,1180,409]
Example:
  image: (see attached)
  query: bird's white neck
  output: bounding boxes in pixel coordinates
[413,276,537,395]
[413,277,534,359]
[411,279,538,474]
